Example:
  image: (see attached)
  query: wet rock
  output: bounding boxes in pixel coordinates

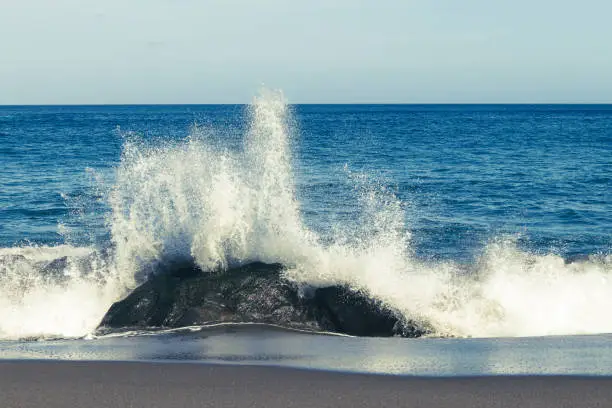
[392,318,433,338]
[312,286,398,336]
[98,262,427,338]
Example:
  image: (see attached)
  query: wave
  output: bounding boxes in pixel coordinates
[1,90,611,340]
[0,245,126,339]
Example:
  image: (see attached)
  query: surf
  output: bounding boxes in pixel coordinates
[0,90,611,340]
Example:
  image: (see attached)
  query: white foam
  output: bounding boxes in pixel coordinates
[289,237,612,338]
[0,245,127,339]
[109,90,312,279]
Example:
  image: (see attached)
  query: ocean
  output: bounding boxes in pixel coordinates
[1,92,611,375]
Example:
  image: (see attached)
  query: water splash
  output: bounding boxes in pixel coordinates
[109,90,313,280]
[0,245,124,339]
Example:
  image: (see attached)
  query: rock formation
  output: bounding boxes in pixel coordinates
[98,262,429,337]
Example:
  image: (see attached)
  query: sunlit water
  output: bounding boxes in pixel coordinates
[3,325,612,376]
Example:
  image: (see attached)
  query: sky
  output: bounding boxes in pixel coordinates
[1,0,611,104]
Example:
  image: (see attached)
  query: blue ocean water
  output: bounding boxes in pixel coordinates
[2,104,610,259]
[0,97,611,341]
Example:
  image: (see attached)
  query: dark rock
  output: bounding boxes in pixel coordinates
[392,318,433,338]
[312,286,398,336]
[98,262,427,338]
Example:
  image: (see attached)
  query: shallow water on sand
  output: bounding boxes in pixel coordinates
[3,325,612,376]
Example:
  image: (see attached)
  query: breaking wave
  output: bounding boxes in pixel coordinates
[0,245,124,339]
[1,90,611,340]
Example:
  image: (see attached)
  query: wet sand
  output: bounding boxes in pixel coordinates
[1,361,611,408]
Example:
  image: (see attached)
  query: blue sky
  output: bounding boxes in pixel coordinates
[1,0,611,104]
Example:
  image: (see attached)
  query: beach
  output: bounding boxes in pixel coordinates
[2,361,611,408]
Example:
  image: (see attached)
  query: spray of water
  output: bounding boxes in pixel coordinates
[1,89,611,340]
[0,245,123,339]
[109,90,313,280]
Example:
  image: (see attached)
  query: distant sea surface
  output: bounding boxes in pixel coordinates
[2,104,609,258]
[0,100,611,343]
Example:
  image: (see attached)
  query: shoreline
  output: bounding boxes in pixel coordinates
[2,360,612,408]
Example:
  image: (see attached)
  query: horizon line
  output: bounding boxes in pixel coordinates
[2,102,612,107]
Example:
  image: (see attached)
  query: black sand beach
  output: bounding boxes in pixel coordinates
[1,361,611,408]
